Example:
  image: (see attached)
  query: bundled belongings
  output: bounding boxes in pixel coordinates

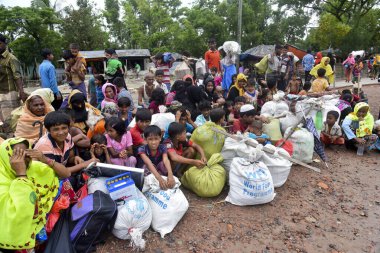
[262,118,282,144]
[284,127,314,163]
[143,174,189,238]
[225,150,275,206]
[175,62,192,80]
[113,188,152,251]
[181,153,226,197]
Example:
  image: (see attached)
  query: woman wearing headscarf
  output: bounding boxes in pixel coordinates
[314,52,323,66]
[342,53,356,82]
[227,73,247,102]
[310,57,335,84]
[342,102,377,151]
[100,82,118,110]
[14,93,54,144]
[0,138,62,250]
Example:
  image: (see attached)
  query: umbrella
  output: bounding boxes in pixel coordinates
[305,117,328,168]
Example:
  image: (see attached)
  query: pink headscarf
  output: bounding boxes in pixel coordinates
[343,53,355,66]
[101,82,118,103]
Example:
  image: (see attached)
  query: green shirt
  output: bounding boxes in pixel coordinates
[106,58,122,76]
[0,49,22,94]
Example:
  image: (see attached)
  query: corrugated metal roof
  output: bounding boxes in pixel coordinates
[80,49,151,59]
[243,45,275,57]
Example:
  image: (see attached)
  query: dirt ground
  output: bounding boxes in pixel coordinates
[97,85,380,253]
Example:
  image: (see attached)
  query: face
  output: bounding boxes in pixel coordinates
[93,143,104,157]
[324,59,330,65]
[95,79,102,85]
[156,58,162,64]
[275,47,282,55]
[137,120,151,131]
[282,48,288,55]
[29,97,45,116]
[227,105,233,112]
[119,105,130,114]
[49,124,69,143]
[235,102,244,111]
[0,41,6,52]
[145,75,155,86]
[211,70,216,76]
[232,77,237,83]
[209,42,216,50]
[179,116,187,126]
[246,85,255,92]
[177,131,187,142]
[292,75,297,81]
[105,86,115,99]
[243,115,255,125]
[238,80,246,88]
[215,86,223,94]
[107,126,119,139]
[105,53,112,59]
[202,109,211,118]
[357,107,368,119]
[70,48,79,56]
[47,53,54,61]
[146,135,161,150]
[156,75,163,84]
[326,114,336,126]
[72,101,84,111]
[13,143,31,166]
[206,82,214,92]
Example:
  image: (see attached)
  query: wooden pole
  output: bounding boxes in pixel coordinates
[211,127,321,173]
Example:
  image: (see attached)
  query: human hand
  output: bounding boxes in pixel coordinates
[193,159,206,168]
[186,110,192,121]
[158,176,169,190]
[119,150,128,159]
[25,149,47,163]
[331,136,337,143]
[74,156,84,165]
[19,91,28,102]
[167,175,176,188]
[200,156,207,164]
[355,137,366,145]
[10,147,27,175]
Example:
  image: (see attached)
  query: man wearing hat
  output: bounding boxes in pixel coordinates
[0,34,27,122]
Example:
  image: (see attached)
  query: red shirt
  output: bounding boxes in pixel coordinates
[163,139,193,156]
[130,125,144,146]
[205,50,221,72]
[232,119,248,134]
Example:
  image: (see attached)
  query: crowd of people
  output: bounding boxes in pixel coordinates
[0,32,380,252]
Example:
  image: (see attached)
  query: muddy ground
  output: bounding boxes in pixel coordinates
[99,85,380,253]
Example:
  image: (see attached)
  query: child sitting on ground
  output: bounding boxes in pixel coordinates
[248,119,271,145]
[233,96,246,120]
[164,107,197,140]
[244,78,258,106]
[336,93,353,124]
[311,68,331,93]
[164,122,207,176]
[118,97,133,128]
[214,86,226,107]
[298,81,311,96]
[105,117,137,166]
[320,111,345,146]
[138,125,175,190]
[195,100,212,127]
[90,134,111,163]
[148,87,166,114]
[130,108,152,150]
[287,74,299,95]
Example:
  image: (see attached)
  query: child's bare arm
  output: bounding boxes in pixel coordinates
[163,153,175,188]
[107,147,120,158]
[141,153,169,189]
[192,143,207,162]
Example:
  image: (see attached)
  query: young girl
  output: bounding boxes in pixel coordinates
[94,74,106,109]
[138,125,175,190]
[101,83,118,110]
[148,87,166,114]
[244,79,258,105]
[105,117,137,166]
[90,134,111,164]
[118,97,133,128]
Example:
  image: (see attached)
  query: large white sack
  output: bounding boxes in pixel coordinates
[112,188,152,250]
[279,112,300,134]
[260,101,289,118]
[128,112,175,131]
[223,41,241,55]
[220,136,258,172]
[88,177,109,194]
[258,145,292,188]
[284,127,314,163]
[142,174,189,238]
[226,157,275,206]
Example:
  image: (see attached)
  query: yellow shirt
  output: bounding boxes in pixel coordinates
[311,78,329,93]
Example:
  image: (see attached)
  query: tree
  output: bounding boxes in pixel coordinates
[103,0,127,48]
[61,0,109,50]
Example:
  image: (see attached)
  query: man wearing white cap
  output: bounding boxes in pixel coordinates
[232,104,268,134]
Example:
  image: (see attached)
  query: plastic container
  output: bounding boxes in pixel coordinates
[357,144,365,156]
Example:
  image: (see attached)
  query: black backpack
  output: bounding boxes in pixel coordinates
[70,191,117,253]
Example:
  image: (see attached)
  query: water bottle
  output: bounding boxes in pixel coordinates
[357,144,365,156]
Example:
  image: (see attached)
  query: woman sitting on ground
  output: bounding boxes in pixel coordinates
[0,138,69,251]
[14,93,54,145]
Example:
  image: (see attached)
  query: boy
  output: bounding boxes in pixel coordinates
[311,68,331,93]
[154,69,169,94]
[287,74,299,95]
[130,108,152,149]
[232,104,256,134]
[320,111,345,146]
[34,111,96,174]
[138,72,156,108]
[298,81,311,96]
[210,67,218,78]
[164,122,207,176]
[105,48,124,83]
[138,125,175,190]
[164,108,196,140]
[205,38,221,73]
[244,79,258,105]
[114,76,135,112]
[194,100,212,127]
[233,96,246,120]
[118,97,133,128]
[248,120,271,145]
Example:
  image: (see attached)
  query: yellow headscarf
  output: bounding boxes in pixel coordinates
[0,138,59,249]
[347,102,374,137]
[229,73,247,96]
[310,57,334,84]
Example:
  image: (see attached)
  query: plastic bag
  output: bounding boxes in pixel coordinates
[259,144,292,188]
[112,188,152,251]
[88,177,109,194]
[260,101,289,118]
[46,195,70,233]
[175,62,192,80]
[280,112,300,134]
[262,118,283,143]
[181,153,226,197]
[226,157,275,206]
[142,175,188,238]
[284,127,314,163]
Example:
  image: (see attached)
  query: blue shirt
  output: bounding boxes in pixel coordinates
[163,123,194,140]
[39,60,59,94]
[194,114,209,127]
[89,76,96,94]
[118,88,135,111]
[302,54,315,71]
[96,86,104,108]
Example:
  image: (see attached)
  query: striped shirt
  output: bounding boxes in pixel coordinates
[155,63,171,84]
[34,133,74,166]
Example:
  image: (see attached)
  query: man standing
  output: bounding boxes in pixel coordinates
[0,34,27,122]
[39,48,62,110]
[205,38,221,74]
[302,49,315,82]
[266,44,283,88]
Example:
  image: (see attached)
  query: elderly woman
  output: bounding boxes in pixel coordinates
[0,138,69,251]
[310,57,335,84]
[14,92,54,144]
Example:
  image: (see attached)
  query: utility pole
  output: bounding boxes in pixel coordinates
[237,0,243,72]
